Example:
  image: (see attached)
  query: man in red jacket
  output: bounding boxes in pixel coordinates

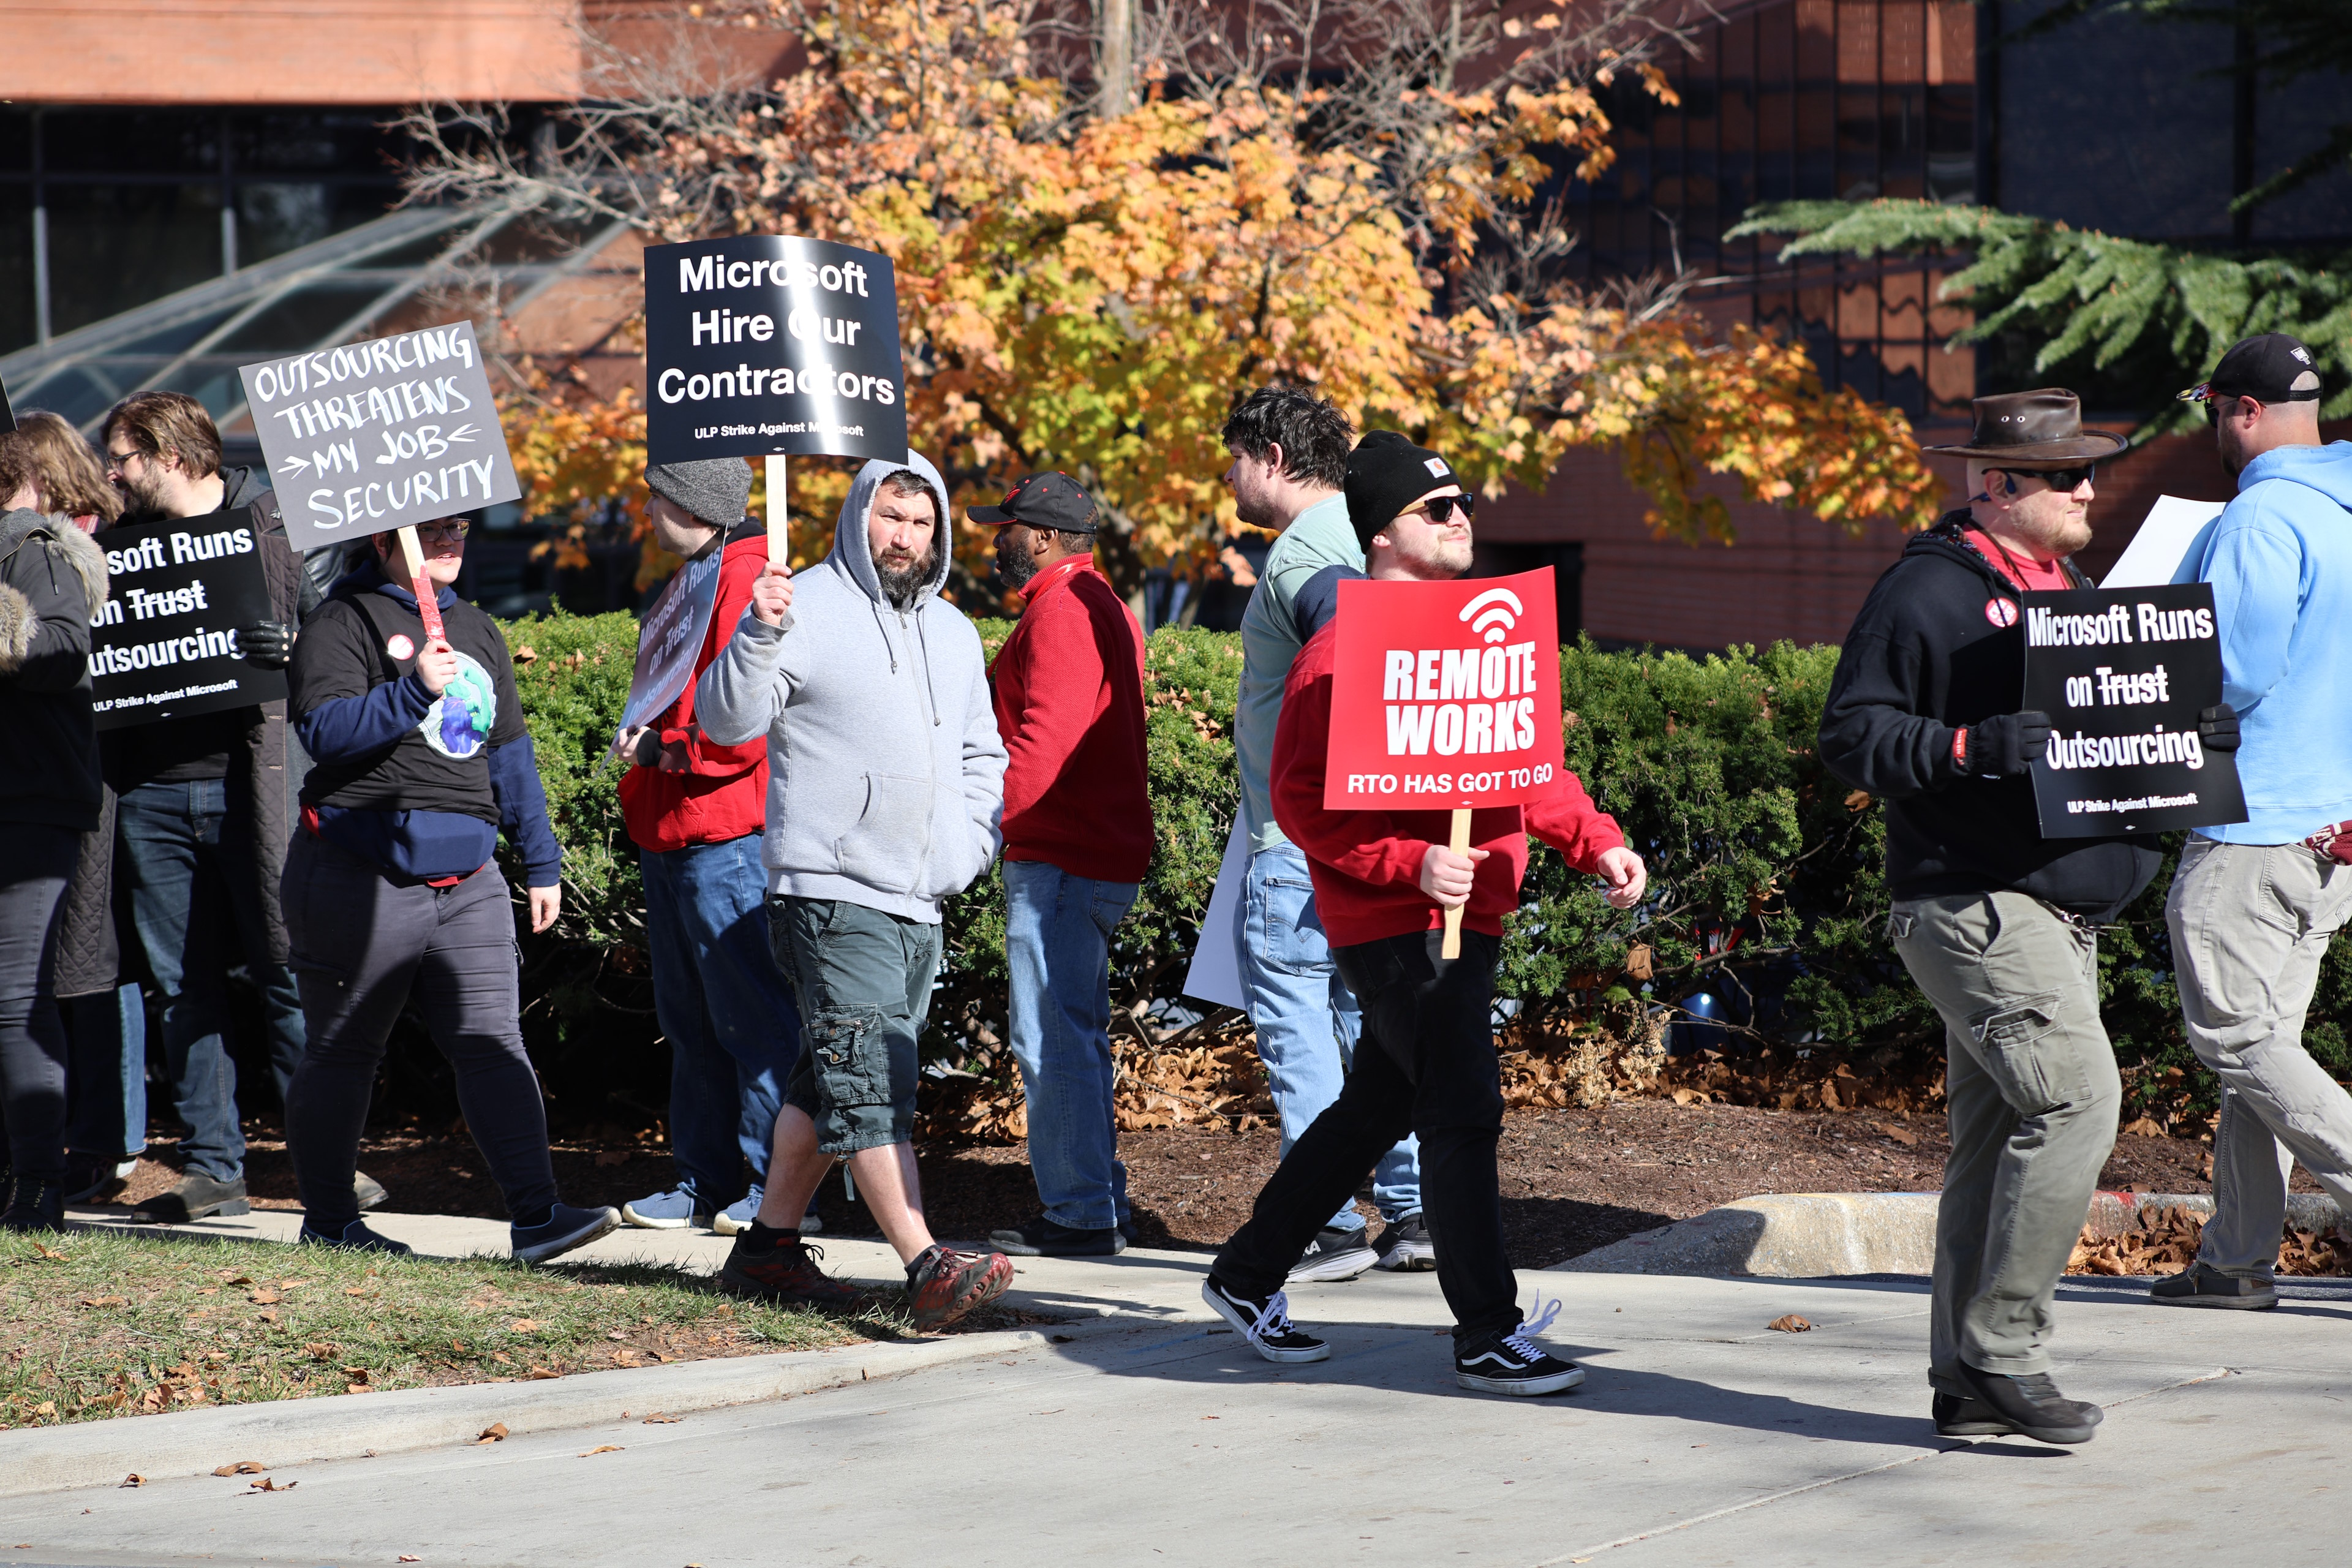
[973,473,1154,1257]
[1202,431,1646,1395]
[611,459,824,1264]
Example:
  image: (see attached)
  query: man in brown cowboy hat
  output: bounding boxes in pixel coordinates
[1819,389,2173,1446]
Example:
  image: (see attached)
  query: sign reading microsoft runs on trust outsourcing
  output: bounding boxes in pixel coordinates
[642,235,908,467]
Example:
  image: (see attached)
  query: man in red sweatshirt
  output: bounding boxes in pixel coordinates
[1201,431,1646,1395]
[973,473,1155,1257]
[611,459,823,1264]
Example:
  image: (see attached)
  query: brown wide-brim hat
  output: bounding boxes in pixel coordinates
[1920,388,2129,464]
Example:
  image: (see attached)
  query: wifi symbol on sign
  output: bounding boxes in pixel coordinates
[1460,587,1525,644]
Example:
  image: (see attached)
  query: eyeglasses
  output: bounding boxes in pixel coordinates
[104,447,145,473]
[1407,493,1476,525]
[414,522,470,545]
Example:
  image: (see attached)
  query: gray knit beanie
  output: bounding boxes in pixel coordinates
[646,458,753,527]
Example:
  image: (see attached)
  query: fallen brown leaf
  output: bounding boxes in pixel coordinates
[343,1286,373,1297]
[31,1242,65,1259]
[578,1445,624,1457]
[1875,1123,1919,1147]
[79,1295,127,1308]
[508,1319,540,1332]
[119,1474,145,1488]
[213,1461,266,1476]
[475,1423,509,1444]
[641,1412,680,1424]
[248,1289,282,1305]
[306,1343,339,1361]
[249,1477,296,1492]
[31,1401,56,1416]
[399,1558,421,1563]
[1766,1314,1814,1333]
[526,1366,561,1381]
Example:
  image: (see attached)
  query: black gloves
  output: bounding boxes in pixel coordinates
[635,728,667,769]
[2198,703,2241,752]
[1960,710,2052,777]
[239,620,293,669]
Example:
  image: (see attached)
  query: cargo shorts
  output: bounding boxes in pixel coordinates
[766,895,940,1155]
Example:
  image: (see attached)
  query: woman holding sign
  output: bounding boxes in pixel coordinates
[1200,432,1646,1395]
[277,514,619,1262]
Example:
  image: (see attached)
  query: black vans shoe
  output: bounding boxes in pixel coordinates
[1455,1297,1584,1396]
[1202,1276,1330,1364]
[1954,1364,2101,1444]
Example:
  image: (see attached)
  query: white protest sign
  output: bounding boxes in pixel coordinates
[238,320,523,550]
[1179,815,1251,1012]
[2103,494,2226,589]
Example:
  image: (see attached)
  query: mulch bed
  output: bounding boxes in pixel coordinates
[110,1101,2299,1269]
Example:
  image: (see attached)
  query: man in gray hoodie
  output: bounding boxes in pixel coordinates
[696,452,1014,1329]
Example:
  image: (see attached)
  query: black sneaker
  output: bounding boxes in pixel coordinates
[1118,1215,1138,1248]
[132,1172,250,1223]
[1932,1391,2007,1437]
[63,1153,136,1205]
[298,1218,413,1255]
[2,1177,66,1232]
[989,1214,1125,1257]
[1455,1298,1584,1395]
[1286,1226,1378,1283]
[1201,1276,1330,1364]
[1372,1211,1436,1272]
[510,1203,620,1265]
[1953,1363,2102,1444]
[2149,1263,2278,1310]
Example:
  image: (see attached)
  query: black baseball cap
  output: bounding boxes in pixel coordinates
[969,471,1098,533]
[2177,333,2324,406]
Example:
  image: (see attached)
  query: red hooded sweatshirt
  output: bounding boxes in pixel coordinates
[619,522,773,853]
[990,553,1153,883]
[1270,617,1626,948]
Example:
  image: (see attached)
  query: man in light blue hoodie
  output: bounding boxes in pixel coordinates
[695,452,1015,1330]
[2157,334,2352,1310]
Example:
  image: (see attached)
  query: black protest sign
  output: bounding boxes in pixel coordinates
[619,546,725,731]
[1,372,14,433]
[643,236,907,466]
[89,516,285,731]
[237,320,522,550]
[2022,582,2248,837]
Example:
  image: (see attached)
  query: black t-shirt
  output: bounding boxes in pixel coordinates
[290,580,527,822]
[103,712,241,791]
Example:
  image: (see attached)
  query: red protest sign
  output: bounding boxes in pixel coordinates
[1322,568,1565,810]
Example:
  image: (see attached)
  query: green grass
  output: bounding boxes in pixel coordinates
[0,1230,903,1430]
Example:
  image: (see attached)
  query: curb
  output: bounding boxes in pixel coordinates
[1545,1190,2346,1279]
[0,1320,1137,1501]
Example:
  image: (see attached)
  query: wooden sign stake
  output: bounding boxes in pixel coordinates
[766,454,788,565]
[1440,807,1471,960]
[391,524,447,642]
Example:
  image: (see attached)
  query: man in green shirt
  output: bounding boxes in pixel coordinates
[1223,388,1426,1281]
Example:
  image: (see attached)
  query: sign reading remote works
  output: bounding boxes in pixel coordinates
[643,235,907,466]
[237,318,522,549]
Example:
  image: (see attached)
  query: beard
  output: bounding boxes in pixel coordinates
[113,467,170,524]
[2009,507,2092,558]
[876,543,938,608]
[992,532,1038,590]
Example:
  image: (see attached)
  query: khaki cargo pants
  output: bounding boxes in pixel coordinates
[2168,837,2352,1278]
[1891,891,2120,1392]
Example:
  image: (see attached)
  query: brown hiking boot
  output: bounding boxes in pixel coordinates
[905,1244,1014,1330]
[718,1239,869,1310]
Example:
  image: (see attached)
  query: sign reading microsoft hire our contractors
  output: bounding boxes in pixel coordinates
[642,235,907,466]
[2021,582,2247,837]
[89,516,284,731]
[237,319,522,549]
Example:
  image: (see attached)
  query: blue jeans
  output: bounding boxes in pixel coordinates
[640,836,801,1207]
[118,778,307,1183]
[66,983,146,1161]
[1235,841,1419,1230]
[1003,859,1139,1232]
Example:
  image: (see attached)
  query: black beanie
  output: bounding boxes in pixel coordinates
[1344,431,1458,552]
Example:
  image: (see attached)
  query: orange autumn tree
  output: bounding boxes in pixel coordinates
[411,0,1939,590]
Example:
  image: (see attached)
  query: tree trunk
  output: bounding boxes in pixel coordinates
[1098,0,1135,115]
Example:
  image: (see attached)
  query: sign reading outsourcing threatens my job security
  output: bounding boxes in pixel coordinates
[643,235,907,466]
[2022,582,2247,837]
[238,319,522,549]
[89,515,285,731]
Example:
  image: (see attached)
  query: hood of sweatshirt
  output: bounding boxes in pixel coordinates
[2239,439,2352,509]
[831,451,952,607]
[221,465,269,514]
[326,556,458,611]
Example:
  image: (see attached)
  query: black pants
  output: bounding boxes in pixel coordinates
[0,826,79,1185]
[1213,927,1520,1344]
[281,831,560,1230]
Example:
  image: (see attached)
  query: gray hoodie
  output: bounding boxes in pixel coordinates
[696,451,1006,922]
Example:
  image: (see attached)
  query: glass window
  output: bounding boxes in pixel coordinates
[40,110,222,176]
[42,183,224,337]
[0,109,31,174]
[236,181,400,267]
[0,187,31,352]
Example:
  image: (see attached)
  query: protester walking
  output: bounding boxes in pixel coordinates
[0,426,111,1231]
[2153,336,2352,1310]
[698,453,1015,1328]
[97,392,344,1224]
[612,459,810,1238]
[1819,389,2164,1446]
[971,473,1152,1257]
[1202,432,1645,1395]
[1224,388,1427,1282]
[280,516,617,1262]
[0,413,148,1204]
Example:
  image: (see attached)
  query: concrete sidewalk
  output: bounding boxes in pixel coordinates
[6,1213,2350,1566]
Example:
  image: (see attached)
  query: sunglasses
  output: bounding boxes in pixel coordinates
[2009,464,2096,491]
[1408,492,1476,525]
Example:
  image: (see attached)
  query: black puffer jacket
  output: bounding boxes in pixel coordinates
[1818,511,2162,922]
[0,508,107,832]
